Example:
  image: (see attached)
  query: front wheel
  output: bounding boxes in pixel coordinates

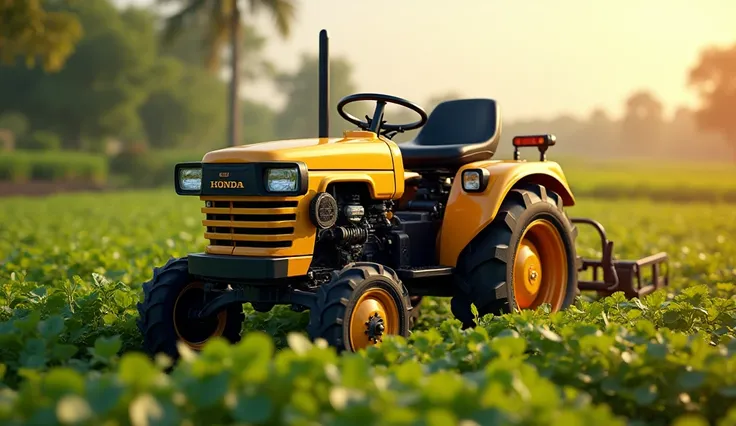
[307,262,411,352]
[457,184,578,321]
[136,257,245,360]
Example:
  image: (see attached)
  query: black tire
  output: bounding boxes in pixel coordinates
[456,184,578,323]
[136,257,245,360]
[307,262,412,352]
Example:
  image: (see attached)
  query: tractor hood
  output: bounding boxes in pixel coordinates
[201,131,396,170]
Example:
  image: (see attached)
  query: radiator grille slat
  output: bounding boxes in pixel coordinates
[202,199,299,249]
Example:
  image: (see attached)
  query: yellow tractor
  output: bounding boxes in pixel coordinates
[136,30,669,359]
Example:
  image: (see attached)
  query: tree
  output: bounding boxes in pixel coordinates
[139,65,229,150]
[621,90,664,155]
[688,43,736,161]
[273,53,369,139]
[0,0,173,149]
[156,0,297,147]
[0,0,83,72]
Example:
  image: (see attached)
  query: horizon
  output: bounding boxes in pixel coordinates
[114,1,736,121]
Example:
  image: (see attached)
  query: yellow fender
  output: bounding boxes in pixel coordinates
[439,160,576,267]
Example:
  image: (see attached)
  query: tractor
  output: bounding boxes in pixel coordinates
[135,30,669,360]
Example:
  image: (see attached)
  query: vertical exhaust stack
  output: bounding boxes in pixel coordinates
[318,29,329,138]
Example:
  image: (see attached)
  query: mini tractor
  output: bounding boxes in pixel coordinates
[136,30,669,359]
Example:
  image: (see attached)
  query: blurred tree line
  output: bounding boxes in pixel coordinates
[0,0,735,164]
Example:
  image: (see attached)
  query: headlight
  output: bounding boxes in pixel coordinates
[462,168,490,192]
[176,164,202,194]
[265,167,298,192]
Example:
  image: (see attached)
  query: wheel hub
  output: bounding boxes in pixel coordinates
[511,219,569,311]
[364,312,385,343]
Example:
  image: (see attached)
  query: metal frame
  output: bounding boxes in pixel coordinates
[572,217,669,298]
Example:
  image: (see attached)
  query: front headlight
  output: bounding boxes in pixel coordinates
[177,165,202,192]
[265,167,298,192]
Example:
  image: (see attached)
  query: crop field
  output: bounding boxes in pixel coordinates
[0,188,735,425]
[557,158,736,203]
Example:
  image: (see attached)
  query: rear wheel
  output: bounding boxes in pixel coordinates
[136,257,245,360]
[307,262,411,352]
[456,184,578,323]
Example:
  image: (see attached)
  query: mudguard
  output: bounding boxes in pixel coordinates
[439,160,576,267]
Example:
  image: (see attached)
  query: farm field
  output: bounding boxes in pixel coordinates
[556,157,736,203]
[0,189,735,425]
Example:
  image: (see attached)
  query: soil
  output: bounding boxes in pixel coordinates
[0,181,108,197]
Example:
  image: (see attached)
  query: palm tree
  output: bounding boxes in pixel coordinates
[156,0,297,146]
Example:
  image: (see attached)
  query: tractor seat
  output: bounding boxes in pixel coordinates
[398,98,501,171]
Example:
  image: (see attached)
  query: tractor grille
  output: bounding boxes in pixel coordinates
[201,200,298,249]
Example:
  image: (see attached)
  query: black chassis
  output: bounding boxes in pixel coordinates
[185,246,456,322]
[186,253,319,319]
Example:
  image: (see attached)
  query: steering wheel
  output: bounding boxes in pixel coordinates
[336,93,428,139]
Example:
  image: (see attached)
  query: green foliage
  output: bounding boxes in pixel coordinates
[273,53,371,139]
[0,0,83,72]
[108,149,208,188]
[17,130,61,151]
[0,151,108,183]
[0,0,163,147]
[558,158,736,203]
[0,111,30,138]
[0,191,734,424]
[0,0,278,153]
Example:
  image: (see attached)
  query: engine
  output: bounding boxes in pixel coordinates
[306,176,452,289]
[310,189,395,274]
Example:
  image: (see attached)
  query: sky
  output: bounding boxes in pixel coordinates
[116,0,735,122]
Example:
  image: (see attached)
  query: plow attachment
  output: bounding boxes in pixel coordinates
[571,218,669,299]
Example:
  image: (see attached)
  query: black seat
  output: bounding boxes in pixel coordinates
[398,98,501,171]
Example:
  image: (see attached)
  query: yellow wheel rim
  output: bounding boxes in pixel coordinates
[348,287,400,350]
[173,282,227,350]
[512,219,568,311]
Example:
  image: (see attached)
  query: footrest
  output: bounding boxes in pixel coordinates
[397,266,454,279]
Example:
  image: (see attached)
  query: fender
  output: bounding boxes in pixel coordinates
[439,160,576,267]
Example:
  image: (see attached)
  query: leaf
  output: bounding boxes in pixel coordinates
[232,393,273,423]
[56,395,92,424]
[51,344,79,361]
[93,335,122,360]
[118,353,157,389]
[341,355,371,389]
[677,371,707,391]
[537,326,562,342]
[86,376,126,416]
[129,394,179,426]
[632,385,658,406]
[185,372,230,408]
[38,315,65,340]
[43,368,85,399]
[671,414,709,426]
[286,332,312,355]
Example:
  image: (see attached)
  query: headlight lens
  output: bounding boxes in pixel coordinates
[462,170,481,191]
[266,167,298,192]
[178,167,202,191]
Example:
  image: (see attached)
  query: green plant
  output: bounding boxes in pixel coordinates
[0,190,734,425]
[0,151,108,183]
[17,131,61,151]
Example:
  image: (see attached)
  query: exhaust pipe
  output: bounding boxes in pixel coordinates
[318,29,329,138]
